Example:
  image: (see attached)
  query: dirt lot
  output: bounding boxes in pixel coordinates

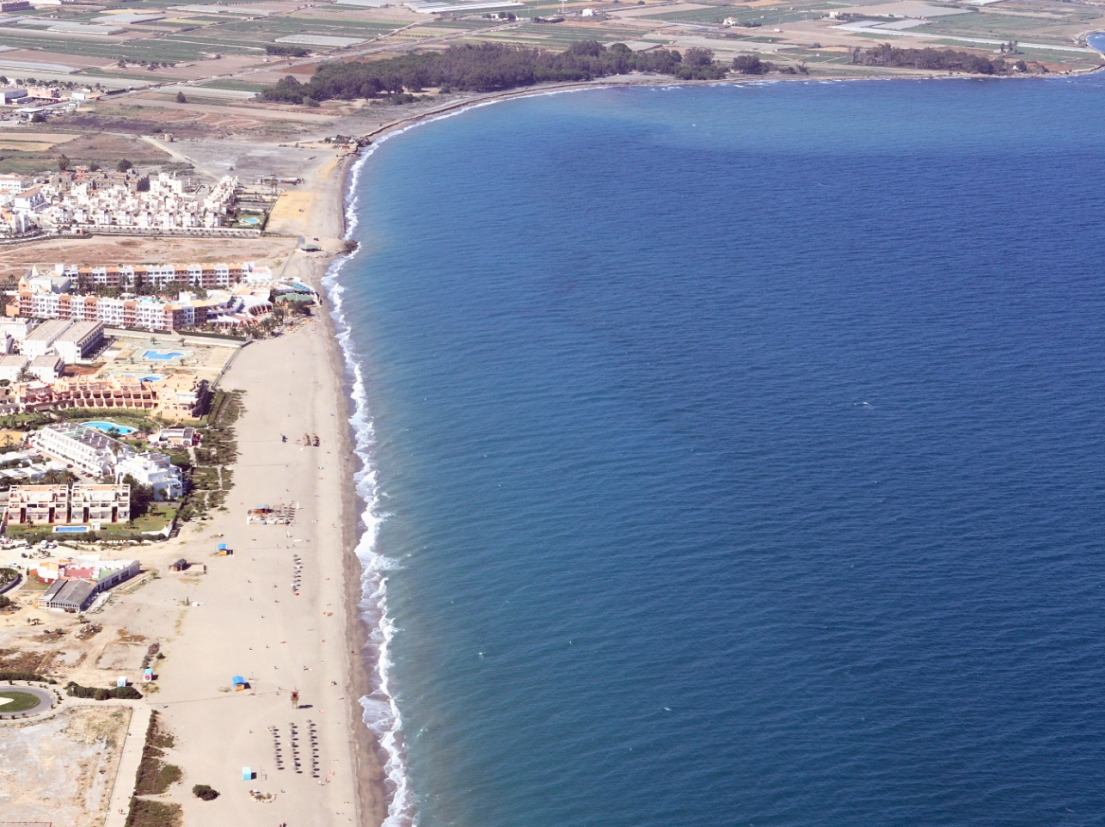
[59,101,328,140]
[0,235,297,281]
[0,705,132,827]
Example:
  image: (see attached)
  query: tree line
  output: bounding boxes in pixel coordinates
[851,43,1027,75]
[260,41,729,103]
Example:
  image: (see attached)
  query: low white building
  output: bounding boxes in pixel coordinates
[115,451,183,500]
[0,173,29,193]
[0,354,28,383]
[53,320,104,363]
[28,354,62,382]
[0,318,32,343]
[30,422,120,478]
[22,318,72,358]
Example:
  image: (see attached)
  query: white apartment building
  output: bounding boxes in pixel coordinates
[0,354,27,383]
[115,451,184,500]
[28,354,62,382]
[13,188,45,213]
[0,173,29,194]
[7,483,69,525]
[22,318,72,358]
[30,423,121,478]
[0,318,31,342]
[53,321,104,363]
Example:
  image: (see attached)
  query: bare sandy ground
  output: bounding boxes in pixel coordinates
[0,705,132,825]
[0,236,297,281]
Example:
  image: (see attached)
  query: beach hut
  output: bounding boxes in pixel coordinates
[232,675,246,691]
[242,766,253,781]
[142,668,153,682]
[217,543,232,556]
[170,559,188,572]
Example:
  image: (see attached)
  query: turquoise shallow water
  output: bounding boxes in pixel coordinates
[331,75,1105,827]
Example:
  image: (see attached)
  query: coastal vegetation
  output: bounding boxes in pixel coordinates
[0,671,55,683]
[66,681,143,700]
[133,711,183,795]
[259,41,729,103]
[850,44,1035,74]
[174,389,242,523]
[124,798,182,827]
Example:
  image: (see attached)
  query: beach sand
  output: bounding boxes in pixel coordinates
[154,300,385,827]
[143,148,389,825]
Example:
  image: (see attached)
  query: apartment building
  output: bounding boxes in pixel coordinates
[22,318,72,358]
[28,355,62,383]
[0,354,27,383]
[8,484,69,525]
[53,321,104,363]
[29,423,121,478]
[116,452,183,500]
[71,483,131,524]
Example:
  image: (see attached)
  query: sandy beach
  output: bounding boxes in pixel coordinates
[152,309,384,826]
[141,144,393,825]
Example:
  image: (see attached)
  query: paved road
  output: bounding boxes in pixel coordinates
[0,684,56,718]
[103,704,151,827]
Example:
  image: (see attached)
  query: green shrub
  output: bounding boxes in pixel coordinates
[192,784,219,800]
[134,712,182,795]
[1,671,54,683]
[125,797,182,827]
[66,681,143,700]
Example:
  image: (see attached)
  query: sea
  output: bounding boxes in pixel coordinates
[325,72,1105,827]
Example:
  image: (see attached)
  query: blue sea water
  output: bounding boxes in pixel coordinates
[330,75,1105,827]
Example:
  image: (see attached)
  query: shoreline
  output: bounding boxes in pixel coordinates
[345,61,1105,148]
[320,61,1105,827]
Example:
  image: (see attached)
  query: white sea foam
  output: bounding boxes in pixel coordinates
[322,128,422,827]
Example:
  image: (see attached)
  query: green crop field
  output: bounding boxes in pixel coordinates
[201,78,268,91]
[0,30,256,61]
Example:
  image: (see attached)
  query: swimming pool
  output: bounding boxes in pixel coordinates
[54,526,89,533]
[140,375,164,382]
[143,350,186,361]
[81,421,137,436]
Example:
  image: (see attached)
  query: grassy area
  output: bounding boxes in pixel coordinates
[117,503,177,535]
[0,690,44,712]
[201,79,268,91]
[15,572,51,591]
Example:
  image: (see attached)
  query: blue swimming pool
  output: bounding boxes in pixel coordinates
[82,421,136,436]
[54,526,89,533]
[140,375,164,382]
[143,350,185,361]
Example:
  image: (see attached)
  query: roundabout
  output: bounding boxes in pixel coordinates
[0,686,55,718]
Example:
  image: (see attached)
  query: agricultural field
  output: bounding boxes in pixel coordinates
[0,0,1091,178]
[0,133,171,175]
